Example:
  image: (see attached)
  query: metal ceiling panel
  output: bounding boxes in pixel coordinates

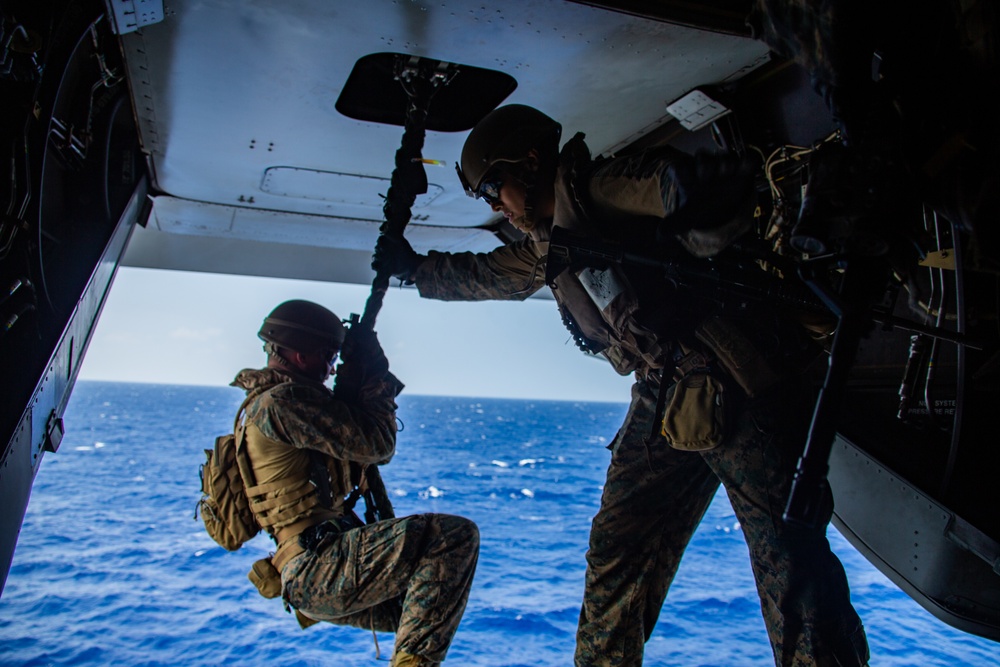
[111,1,770,283]
[118,0,769,239]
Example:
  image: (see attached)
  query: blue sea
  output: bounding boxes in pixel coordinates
[1,381,997,667]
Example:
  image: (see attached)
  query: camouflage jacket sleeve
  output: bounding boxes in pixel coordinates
[248,373,403,465]
[411,235,546,301]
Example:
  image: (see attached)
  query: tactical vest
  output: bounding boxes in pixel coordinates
[241,386,364,570]
[541,135,809,396]
[540,133,671,376]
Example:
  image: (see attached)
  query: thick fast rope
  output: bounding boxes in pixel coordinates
[360,58,449,331]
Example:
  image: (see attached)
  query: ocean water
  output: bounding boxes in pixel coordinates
[1,381,997,667]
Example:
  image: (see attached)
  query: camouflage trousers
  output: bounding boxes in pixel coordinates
[282,513,479,663]
[575,378,869,667]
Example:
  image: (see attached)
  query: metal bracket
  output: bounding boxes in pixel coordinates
[43,410,64,454]
[104,0,164,35]
[919,248,957,270]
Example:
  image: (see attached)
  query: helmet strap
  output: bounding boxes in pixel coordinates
[504,161,541,231]
[523,179,538,229]
[265,342,296,370]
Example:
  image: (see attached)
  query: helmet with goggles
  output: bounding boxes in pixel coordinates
[456,104,562,201]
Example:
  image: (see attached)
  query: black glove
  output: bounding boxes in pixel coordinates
[660,150,755,236]
[339,323,389,378]
[372,234,424,284]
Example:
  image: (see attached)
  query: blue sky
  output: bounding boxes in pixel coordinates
[79,267,634,402]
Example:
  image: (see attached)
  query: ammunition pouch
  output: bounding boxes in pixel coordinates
[659,314,803,450]
[660,353,728,451]
[248,557,282,599]
[253,515,364,609]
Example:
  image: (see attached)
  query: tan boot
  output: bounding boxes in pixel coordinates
[390,651,439,667]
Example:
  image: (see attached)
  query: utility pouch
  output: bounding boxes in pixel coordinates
[661,371,727,451]
[248,557,282,599]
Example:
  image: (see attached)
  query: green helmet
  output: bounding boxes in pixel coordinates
[457,104,562,198]
[258,300,346,353]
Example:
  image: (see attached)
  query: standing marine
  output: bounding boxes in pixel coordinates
[231,299,479,667]
[373,105,869,666]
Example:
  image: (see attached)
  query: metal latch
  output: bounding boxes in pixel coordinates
[44,410,64,454]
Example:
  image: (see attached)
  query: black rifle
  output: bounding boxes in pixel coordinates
[545,224,828,314]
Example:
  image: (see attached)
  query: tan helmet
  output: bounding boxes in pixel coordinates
[258,300,346,353]
[457,104,562,197]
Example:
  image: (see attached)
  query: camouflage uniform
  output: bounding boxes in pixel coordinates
[232,364,479,664]
[409,137,868,666]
